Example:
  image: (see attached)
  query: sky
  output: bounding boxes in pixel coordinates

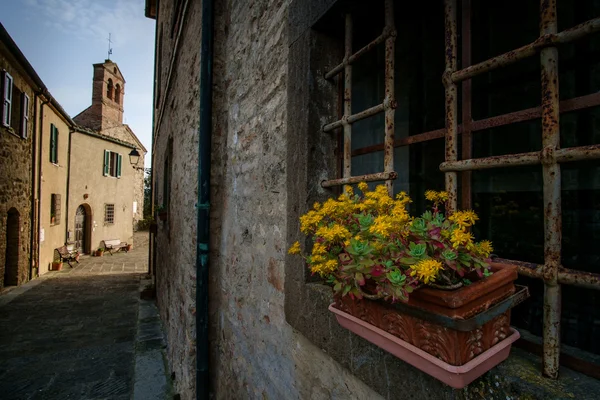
[1,0,156,167]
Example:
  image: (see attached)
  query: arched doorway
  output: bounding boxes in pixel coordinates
[4,208,20,287]
[75,204,92,253]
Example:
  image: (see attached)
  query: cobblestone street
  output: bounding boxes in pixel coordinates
[0,232,168,400]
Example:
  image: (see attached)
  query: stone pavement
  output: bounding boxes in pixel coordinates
[0,231,170,400]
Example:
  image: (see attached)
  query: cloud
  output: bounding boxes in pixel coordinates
[25,0,152,50]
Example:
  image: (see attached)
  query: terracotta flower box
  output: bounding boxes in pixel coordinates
[329,304,520,388]
[331,262,527,387]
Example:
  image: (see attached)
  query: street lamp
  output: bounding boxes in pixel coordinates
[128,148,143,170]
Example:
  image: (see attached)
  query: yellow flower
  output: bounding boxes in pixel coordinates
[425,190,449,204]
[316,224,351,242]
[395,191,412,206]
[358,182,369,193]
[450,228,474,249]
[311,254,327,264]
[300,210,323,234]
[288,241,301,255]
[369,216,394,238]
[410,259,443,284]
[476,240,493,258]
[344,185,354,196]
[312,242,327,255]
[311,259,338,276]
[449,210,479,228]
[313,202,322,210]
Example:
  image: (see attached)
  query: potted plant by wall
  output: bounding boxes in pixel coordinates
[95,247,104,257]
[289,183,528,388]
[51,260,63,271]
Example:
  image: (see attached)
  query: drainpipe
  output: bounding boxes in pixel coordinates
[29,91,39,281]
[65,126,72,243]
[36,94,50,277]
[196,0,213,398]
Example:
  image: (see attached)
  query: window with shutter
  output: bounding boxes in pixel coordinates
[21,94,29,139]
[2,71,13,127]
[50,124,58,164]
[117,154,122,178]
[103,150,110,176]
[50,193,61,225]
[104,150,123,178]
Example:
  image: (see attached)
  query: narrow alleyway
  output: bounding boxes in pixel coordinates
[0,232,169,400]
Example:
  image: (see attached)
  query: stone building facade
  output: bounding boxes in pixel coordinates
[146,1,600,399]
[0,26,36,289]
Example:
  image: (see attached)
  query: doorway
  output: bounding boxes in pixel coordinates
[4,208,20,287]
[75,204,91,254]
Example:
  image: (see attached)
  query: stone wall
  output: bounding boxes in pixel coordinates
[152,0,381,399]
[0,42,35,289]
[152,0,202,396]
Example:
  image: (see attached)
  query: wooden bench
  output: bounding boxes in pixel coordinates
[55,244,79,267]
[102,239,129,255]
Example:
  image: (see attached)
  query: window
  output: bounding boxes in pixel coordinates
[322,0,600,379]
[2,71,13,127]
[107,78,114,100]
[103,150,122,178]
[115,84,121,104]
[50,193,61,225]
[21,93,29,139]
[104,204,115,224]
[50,124,58,164]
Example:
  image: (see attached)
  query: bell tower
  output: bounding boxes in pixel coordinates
[75,60,125,131]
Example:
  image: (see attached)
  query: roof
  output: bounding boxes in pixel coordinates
[0,23,74,126]
[94,60,126,83]
[145,0,157,19]
[73,124,138,150]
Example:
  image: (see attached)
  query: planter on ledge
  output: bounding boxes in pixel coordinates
[330,262,529,388]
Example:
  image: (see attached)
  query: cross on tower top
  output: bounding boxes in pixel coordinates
[107,33,113,60]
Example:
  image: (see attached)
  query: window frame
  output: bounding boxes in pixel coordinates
[103,150,122,178]
[2,70,13,128]
[104,203,115,224]
[321,0,600,380]
[50,193,61,225]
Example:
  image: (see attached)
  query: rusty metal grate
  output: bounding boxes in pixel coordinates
[325,0,600,379]
[322,0,397,194]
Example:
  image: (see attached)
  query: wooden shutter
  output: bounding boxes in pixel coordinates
[2,71,13,127]
[50,124,58,163]
[117,154,122,178]
[103,150,110,176]
[21,93,29,139]
[54,193,61,224]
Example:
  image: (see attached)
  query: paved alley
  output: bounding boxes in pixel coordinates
[0,232,168,400]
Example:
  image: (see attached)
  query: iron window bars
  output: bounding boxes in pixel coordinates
[322,0,600,379]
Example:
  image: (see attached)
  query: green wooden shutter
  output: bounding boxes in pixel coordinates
[50,124,57,163]
[103,150,110,176]
[117,154,122,178]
